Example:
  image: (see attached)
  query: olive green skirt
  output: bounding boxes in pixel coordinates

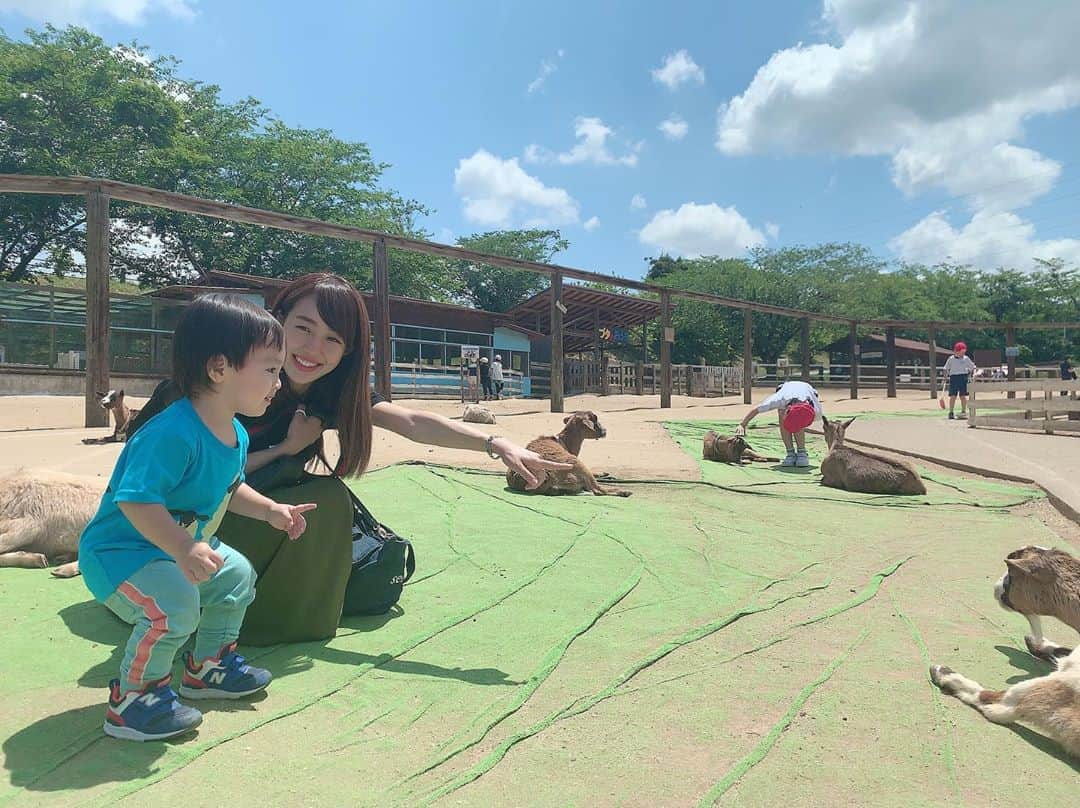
[219,474,353,646]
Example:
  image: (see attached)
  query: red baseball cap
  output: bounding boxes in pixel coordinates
[954,341,967,352]
[782,401,816,433]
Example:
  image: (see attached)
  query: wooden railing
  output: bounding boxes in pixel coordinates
[969,379,1080,435]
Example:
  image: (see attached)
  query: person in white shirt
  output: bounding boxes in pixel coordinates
[491,354,505,399]
[735,380,823,467]
[942,341,977,420]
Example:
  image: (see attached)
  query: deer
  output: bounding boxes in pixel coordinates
[930,546,1080,758]
[819,416,927,495]
[506,411,631,497]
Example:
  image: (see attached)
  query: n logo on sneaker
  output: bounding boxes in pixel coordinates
[208,671,227,686]
[138,692,162,707]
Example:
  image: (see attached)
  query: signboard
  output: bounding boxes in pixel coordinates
[554,300,568,314]
[663,327,675,343]
[861,351,883,361]
[1005,346,1020,358]
[597,327,630,345]
[460,345,481,362]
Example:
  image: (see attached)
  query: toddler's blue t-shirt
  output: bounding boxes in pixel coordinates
[79,397,249,601]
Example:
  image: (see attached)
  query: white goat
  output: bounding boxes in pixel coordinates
[930,546,1080,758]
[0,469,103,576]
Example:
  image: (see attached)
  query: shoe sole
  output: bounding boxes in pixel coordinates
[103,717,201,742]
[178,683,269,700]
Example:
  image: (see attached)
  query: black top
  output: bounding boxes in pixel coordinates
[128,377,384,462]
[1062,360,1075,381]
[479,363,491,382]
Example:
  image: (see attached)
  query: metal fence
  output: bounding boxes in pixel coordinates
[0,282,184,375]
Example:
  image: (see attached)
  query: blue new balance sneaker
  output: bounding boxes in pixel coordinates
[104,675,203,742]
[179,642,271,700]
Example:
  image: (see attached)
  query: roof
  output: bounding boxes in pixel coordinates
[825,332,952,354]
[505,285,661,352]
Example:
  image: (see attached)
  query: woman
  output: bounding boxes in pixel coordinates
[129,273,568,644]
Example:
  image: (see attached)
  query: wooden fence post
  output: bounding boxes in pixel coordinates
[85,188,110,428]
[1006,326,1017,400]
[372,237,392,402]
[800,316,811,381]
[660,290,672,408]
[928,325,938,400]
[885,327,897,398]
[743,308,753,405]
[550,272,564,413]
[849,322,859,400]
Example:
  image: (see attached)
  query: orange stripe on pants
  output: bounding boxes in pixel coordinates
[117,581,170,686]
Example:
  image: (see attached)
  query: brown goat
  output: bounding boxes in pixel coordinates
[0,469,103,576]
[930,546,1080,758]
[702,431,780,464]
[820,416,927,495]
[82,389,140,445]
[506,411,631,497]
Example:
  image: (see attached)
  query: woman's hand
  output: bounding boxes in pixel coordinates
[490,438,572,490]
[266,502,318,540]
[281,408,324,455]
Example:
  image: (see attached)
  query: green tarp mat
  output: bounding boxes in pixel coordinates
[1,429,1076,807]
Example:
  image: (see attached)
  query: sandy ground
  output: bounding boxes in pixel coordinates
[0,389,942,481]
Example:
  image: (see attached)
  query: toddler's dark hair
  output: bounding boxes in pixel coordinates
[172,294,284,397]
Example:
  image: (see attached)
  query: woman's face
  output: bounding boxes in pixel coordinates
[281,294,348,388]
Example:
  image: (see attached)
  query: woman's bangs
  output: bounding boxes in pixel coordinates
[314,283,359,354]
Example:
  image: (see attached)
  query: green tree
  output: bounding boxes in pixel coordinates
[455,229,568,312]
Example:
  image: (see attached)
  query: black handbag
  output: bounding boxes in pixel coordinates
[342,488,415,616]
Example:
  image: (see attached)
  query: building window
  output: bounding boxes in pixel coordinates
[394,340,419,364]
[394,325,420,340]
[508,350,529,375]
[419,342,444,366]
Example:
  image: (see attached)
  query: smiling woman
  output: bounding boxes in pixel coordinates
[123,273,570,645]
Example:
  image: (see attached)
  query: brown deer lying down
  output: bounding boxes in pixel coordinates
[0,469,103,577]
[507,411,631,497]
[820,416,926,495]
[81,389,140,445]
[702,431,780,464]
[931,546,1080,759]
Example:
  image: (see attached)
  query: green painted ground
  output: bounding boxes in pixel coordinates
[1,422,1076,807]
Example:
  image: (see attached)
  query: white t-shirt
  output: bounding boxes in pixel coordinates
[942,355,976,376]
[756,381,822,417]
[490,360,504,382]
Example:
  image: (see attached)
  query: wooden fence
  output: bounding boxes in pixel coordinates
[969,379,1080,435]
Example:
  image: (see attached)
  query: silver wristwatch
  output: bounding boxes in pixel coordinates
[484,435,500,458]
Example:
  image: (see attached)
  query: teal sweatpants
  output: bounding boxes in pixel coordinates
[102,540,256,694]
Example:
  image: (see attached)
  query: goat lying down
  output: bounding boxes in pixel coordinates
[702,431,780,464]
[819,416,926,496]
[82,389,140,445]
[507,411,630,497]
[0,469,102,577]
[931,546,1080,759]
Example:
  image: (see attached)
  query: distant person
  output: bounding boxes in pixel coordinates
[491,354,505,399]
[1060,357,1076,396]
[734,380,822,468]
[942,341,977,420]
[479,356,493,401]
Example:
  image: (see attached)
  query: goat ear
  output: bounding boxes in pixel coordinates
[563,415,572,424]
[117,389,125,398]
[843,417,856,428]
[1005,555,1054,583]
[821,415,830,426]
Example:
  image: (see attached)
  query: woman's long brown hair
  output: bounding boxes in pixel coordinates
[271,273,372,477]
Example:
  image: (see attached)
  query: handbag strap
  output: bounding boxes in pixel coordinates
[403,540,416,583]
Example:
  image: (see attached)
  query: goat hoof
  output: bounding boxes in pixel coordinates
[929,665,952,686]
[617,490,632,497]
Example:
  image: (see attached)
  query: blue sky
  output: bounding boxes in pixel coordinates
[3,0,1079,279]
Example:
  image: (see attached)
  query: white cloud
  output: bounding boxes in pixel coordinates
[639,202,765,258]
[454,150,580,228]
[583,216,600,232]
[526,117,641,167]
[715,0,1080,268]
[0,0,197,24]
[765,222,780,241]
[527,50,565,94]
[890,210,1080,269]
[652,50,705,90]
[658,115,689,141]
[630,194,647,210]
